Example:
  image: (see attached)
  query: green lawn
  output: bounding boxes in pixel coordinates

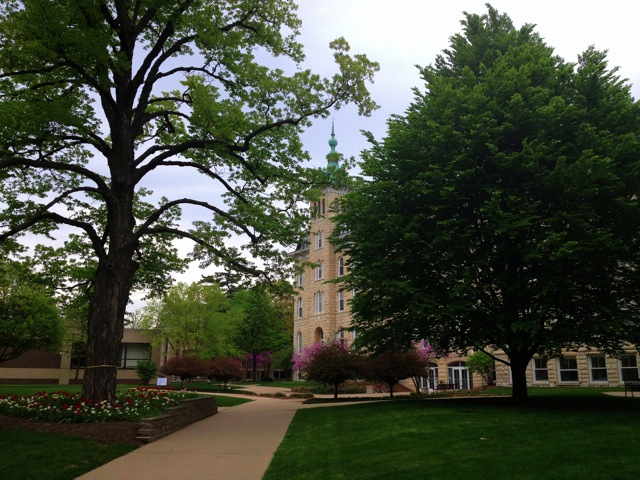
[264,390,640,480]
[0,430,137,480]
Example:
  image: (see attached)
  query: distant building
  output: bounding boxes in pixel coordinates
[0,328,161,385]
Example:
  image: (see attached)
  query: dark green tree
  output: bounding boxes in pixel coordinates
[335,6,640,400]
[0,0,378,403]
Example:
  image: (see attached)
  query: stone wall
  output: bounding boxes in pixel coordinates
[136,396,218,443]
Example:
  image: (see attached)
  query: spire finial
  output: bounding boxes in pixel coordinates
[328,120,338,154]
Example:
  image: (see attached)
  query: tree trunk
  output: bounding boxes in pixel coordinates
[509,352,532,402]
[252,351,258,381]
[389,382,395,399]
[333,382,339,399]
[82,246,137,404]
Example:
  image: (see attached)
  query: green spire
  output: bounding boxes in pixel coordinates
[327,121,339,171]
[328,121,338,154]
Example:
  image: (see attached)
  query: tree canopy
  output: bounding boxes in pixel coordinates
[335,6,640,399]
[141,282,239,359]
[232,284,290,380]
[0,0,378,403]
[0,257,64,362]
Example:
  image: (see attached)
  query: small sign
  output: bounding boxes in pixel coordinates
[156,377,168,386]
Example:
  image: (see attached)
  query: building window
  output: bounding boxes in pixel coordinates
[338,291,345,312]
[314,292,324,314]
[558,357,579,382]
[297,332,302,353]
[589,355,608,382]
[297,297,303,318]
[533,358,549,382]
[315,260,324,280]
[337,329,345,345]
[620,355,639,380]
[119,343,151,369]
[315,231,324,249]
[321,198,326,215]
[337,257,345,276]
[297,272,303,287]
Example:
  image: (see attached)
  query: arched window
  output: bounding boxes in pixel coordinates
[297,297,303,318]
[337,291,345,312]
[337,257,344,276]
[314,327,324,343]
[297,272,303,287]
[314,291,324,314]
[315,231,324,249]
[321,198,326,215]
[315,260,324,280]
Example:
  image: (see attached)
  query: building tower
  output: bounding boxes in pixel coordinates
[293,125,353,373]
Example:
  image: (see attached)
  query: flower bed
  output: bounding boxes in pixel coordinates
[0,387,200,423]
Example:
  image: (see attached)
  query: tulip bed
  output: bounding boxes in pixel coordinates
[0,387,199,423]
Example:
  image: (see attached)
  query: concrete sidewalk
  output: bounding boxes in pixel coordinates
[76,392,304,480]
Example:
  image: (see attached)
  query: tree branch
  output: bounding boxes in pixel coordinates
[142,226,262,277]
[135,198,257,242]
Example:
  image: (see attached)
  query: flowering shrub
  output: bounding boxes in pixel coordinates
[0,387,199,423]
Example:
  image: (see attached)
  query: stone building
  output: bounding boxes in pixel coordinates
[494,346,639,388]
[292,126,355,361]
[291,127,481,390]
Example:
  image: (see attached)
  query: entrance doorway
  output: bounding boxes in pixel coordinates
[448,361,472,389]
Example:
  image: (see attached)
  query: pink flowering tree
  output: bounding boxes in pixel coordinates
[293,340,363,399]
[365,348,431,399]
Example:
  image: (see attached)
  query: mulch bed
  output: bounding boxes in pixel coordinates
[0,414,142,446]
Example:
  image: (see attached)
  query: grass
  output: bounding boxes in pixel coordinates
[0,430,137,480]
[264,389,640,480]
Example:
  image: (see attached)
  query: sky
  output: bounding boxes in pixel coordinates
[294,0,640,168]
[153,0,640,300]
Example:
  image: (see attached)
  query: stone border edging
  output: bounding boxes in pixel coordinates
[136,396,218,443]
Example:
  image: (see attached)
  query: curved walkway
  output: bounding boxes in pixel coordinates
[76,385,408,479]
[77,388,304,480]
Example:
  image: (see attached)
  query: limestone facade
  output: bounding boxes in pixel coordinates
[494,346,639,388]
[293,187,355,355]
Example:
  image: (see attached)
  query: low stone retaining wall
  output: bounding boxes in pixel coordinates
[136,396,218,444]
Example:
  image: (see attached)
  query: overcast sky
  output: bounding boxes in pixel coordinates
[295,0,640,167]
[166,0,640,292]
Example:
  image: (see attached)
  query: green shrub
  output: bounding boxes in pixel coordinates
[136,359,157,385]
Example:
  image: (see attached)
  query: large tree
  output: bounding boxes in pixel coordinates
[0,1,377,403]
[335,6,640,400]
